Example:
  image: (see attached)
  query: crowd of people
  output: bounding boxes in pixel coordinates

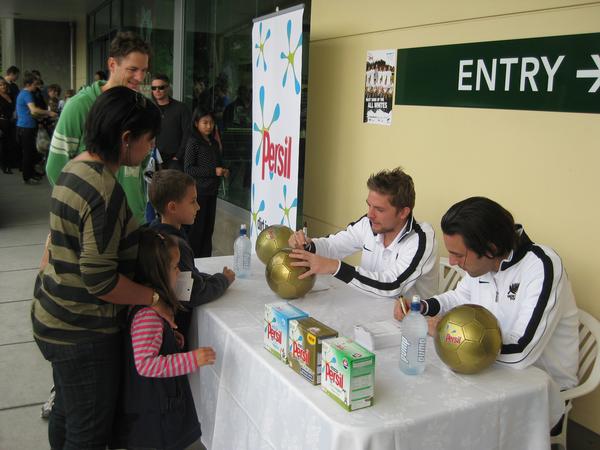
[24,30,578,450]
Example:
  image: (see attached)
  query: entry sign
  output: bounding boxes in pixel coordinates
[395,33,600,114]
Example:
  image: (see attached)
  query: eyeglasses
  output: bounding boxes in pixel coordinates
[151,85,168,91]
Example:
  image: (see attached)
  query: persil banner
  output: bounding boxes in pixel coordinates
[251,5,304,247]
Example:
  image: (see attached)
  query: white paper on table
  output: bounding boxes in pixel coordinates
[354,319,403,351]
[175,271,193,301]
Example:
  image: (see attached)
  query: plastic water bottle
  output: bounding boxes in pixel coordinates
[233,224,251,278]
[399,295,427,375]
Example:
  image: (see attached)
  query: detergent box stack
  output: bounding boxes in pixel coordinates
[264,302,308,363]
[288,317,338,385]
[321,337,375,411]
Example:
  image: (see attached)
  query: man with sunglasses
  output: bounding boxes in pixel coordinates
[45,31,152,224]
[150,74,191,171]
[395,197,579,396]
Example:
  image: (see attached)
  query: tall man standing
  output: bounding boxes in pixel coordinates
[394,196,579,392]
[46,31,152,224]
[289,167,438,299]
[5,66,20,102]
[150,74,191,170]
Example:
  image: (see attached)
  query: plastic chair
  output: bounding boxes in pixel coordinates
[438,256,465,293]
[551,309,600,449]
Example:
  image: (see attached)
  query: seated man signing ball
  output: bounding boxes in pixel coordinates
[394,196,579,391]
[289,167,438,299]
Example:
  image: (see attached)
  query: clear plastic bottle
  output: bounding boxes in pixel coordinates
[233,224,251,278]
[399,295,427,375]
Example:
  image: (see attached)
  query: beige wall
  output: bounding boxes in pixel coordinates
[306,0,600,432]
[74,16,87,89]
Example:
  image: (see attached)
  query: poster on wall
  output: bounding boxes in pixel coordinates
[250,5,304,248]
[363,49,397,125]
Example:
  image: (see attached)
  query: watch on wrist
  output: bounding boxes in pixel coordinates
[151,291,160,307]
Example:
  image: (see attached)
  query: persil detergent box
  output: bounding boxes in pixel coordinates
[321,337,375,411]
[288,317,338,385]
[264,302,308,363]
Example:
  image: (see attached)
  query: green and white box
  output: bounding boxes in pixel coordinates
[264,302,308,363]
[321,337,375,411]
[288,317,338,385]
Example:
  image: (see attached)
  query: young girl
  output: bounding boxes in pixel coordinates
[184,108,229,258]
[111,228,215,450]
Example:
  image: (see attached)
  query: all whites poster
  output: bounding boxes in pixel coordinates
[363,49,397,125]
[251,6,304,248]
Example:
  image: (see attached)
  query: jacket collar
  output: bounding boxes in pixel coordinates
[500,225,534,271]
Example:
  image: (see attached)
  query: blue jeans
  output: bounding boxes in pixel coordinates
[35,334,122,450]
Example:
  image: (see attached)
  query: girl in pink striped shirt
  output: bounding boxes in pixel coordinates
[111,229,214,450]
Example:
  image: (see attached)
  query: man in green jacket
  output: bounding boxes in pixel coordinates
[46,31,152,224]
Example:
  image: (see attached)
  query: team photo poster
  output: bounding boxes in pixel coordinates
[363,49,397,125]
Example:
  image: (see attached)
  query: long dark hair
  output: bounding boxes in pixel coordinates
[134,228,181,312]
[85,86,161,164]
[441,196,517,258]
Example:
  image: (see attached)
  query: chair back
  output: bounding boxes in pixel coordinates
[438,257,465,293]
[564,309,600,401]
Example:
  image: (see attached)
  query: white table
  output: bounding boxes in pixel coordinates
[189,255,563,450]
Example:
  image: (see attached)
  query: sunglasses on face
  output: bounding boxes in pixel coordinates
[151,85,168,91]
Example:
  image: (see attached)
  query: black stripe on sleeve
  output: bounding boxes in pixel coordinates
[334,222,427,292]
[50,199,80,226]
[36,289,118,329]
[51,230,80,254]
[501,246,554,355]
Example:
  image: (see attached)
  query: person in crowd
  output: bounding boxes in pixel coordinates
[4,65,20,102]
[94,70,108,81]
[30,70,48,107]
[149,169,234,338]
[45,84,62,136]
[223,84,251,129]
[393,196,579,392]
[150,74,191,170]
[0,77,15,174]
[110,229,213,450]
[46,31,152,224]
[57,89,74,114]
[32,86,174,450]
[192,77,207,111]
[184,108,229,257]
[15,72,56,184]
[289,167,438,299]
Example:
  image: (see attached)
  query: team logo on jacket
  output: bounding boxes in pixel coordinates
[507,283,520,301]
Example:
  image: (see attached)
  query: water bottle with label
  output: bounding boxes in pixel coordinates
[399,295,427,375]
[233,224,251,278]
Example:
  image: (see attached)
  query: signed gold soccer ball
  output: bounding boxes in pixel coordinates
[434,304,502,374]
[265,249,315,299]
[255,225,294,265]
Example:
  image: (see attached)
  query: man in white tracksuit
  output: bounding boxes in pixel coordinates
[395,196,578,434]
[289,167,438,299]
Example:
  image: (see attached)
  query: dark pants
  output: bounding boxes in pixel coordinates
[16,126,37,181]
[189,194,217,258]
[35,335,122,450]
[0,124,10,170]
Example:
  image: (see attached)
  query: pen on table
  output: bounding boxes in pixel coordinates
[302,221,310,250]
[399,296,408,315]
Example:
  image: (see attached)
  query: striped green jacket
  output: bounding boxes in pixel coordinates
[32,160,140,345]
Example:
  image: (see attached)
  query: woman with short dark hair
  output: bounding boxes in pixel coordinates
[32,86,173,450]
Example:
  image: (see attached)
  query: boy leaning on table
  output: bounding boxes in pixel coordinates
[394,196,579,435]
[148,169,235,344]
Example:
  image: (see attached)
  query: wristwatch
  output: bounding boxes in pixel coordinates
[151,291,160,307]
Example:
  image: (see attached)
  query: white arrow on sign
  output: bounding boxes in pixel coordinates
[576,54,600,93]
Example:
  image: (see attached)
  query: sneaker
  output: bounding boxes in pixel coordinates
[40,387,55,419]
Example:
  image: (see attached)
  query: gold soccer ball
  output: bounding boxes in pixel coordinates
[255,225,294,265]
[265,249,315,299]
[434,304,502,374]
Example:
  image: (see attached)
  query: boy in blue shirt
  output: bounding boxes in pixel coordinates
[148,169,235,341]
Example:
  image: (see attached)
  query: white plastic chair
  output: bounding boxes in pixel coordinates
[551,309,600,449]
[438,256,465,293]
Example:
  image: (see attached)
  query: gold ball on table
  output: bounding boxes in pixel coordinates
[434,304,502,374]
[265,248,316,299]
[255,225,294,264]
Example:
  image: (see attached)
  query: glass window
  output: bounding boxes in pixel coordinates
[95,4,111,38]
[183,0,311,212]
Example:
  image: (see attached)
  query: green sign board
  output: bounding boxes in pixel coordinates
[395,33,600,114]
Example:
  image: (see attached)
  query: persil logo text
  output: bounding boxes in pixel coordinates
[325,362,344,388]
[292,341,310,364]
[262,130,292,180]
[267,322,282,344]
[445,333,462,345]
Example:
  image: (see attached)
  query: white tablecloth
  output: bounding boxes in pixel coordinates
[189,255,563,450]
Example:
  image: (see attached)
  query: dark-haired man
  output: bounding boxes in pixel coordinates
[5,66,20,102]
[46,31,152,224]
[289,167,438,299]
[150,74,190,170]
[395,196,579,392]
